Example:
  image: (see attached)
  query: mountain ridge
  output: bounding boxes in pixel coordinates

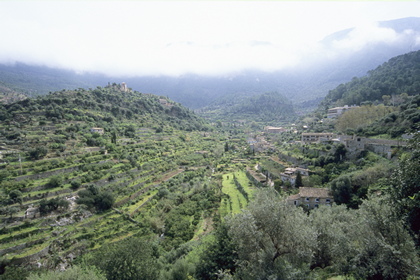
[1,17,420,111]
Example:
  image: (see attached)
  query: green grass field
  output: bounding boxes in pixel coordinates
[220,171,255,217]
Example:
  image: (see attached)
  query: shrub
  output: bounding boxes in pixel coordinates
[70,179,82,190]
[47,175,63,189]
[28,146,48,160]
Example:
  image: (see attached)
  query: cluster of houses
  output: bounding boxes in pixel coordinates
[280,167,310,186]
[247,136,276,153]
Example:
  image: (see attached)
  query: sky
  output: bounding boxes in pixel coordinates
[1,1,420,77]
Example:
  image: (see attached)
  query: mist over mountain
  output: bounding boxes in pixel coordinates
[1,17,420,111]
[101,17,420,109]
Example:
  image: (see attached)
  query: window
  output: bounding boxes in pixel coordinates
[326,199,331,203]
[305,197,309,202]
[314,204,319,208]
[294,200,298,205]
[315,198,319,203]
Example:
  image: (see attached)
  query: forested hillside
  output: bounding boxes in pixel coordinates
[312,50,420,138]
[0,63,106,97]
[0,84,208,133]
[321,50,420,107]
[0,82,26,104]
[333,95,420,137]
[200,91,296,124]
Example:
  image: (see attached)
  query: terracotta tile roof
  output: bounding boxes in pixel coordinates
[298,187,331,198]
[288,194,300,200]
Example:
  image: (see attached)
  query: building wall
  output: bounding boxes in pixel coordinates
[290,197,333,209]
[301,133,335,143]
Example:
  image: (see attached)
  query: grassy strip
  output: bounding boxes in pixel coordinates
[233,170,256,200]
[220,173,248,216]
[127,190,158,216]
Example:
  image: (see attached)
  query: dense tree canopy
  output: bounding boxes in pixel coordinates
[322,50,420,107]
[86,237,159,280]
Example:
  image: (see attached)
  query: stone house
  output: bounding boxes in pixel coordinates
[280,169,296,185]
[287,187,333,209]
[340,135,407,159]
[90,127,104,135]
[264,126,287,133]
[327,105,358,118]
[301,133,335,143]
[280,167,310,185]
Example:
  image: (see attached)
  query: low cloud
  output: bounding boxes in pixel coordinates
[1,2,420,77]
[331,23,399,51]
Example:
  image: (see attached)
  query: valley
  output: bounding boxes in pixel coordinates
[0,48,419,280]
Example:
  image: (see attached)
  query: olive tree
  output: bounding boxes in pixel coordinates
[227,189,316,279]
[87,236,159,280]
[27,265,106,280]
[309,204,358,272]
[350,195,419,279]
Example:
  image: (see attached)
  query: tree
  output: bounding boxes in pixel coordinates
[8,190,22,205]
[70,179,82,190]
[76,185,114,212]
[28,146,48,160]
[47,175,63,189]
[330,175,352,206]
[227,189,315,279]
[0,206,19,218]
[349,195,419,279]
[160,257,196,280]
[95,191,115,211]
[0,264,31,280]
[27,265,106,280]
[309,204,358,271]
[335,105,394,133]
[273,179,283,194]
[111,130,117,144]
[87,237,159,280]
[0,170,11,183]
[294,171,303,188]
[389,132,420,246]
[333,143,347,162]
[382,95,391,105]
[196,223,238,279]
[39,198,69,215]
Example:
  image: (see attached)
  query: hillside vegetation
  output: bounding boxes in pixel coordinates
[0,84,267,279]
[0,49,419,279]
[321,50,420,107]
[333,95,420,137]
[309,50,420,138]
[0,84,208,134]
[201,91,296,124]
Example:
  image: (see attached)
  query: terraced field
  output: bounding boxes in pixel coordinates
[1,123,257,267]
[0,87,261,272]
[220,171,256,216]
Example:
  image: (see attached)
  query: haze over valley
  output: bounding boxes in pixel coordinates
[0,2,419,280]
